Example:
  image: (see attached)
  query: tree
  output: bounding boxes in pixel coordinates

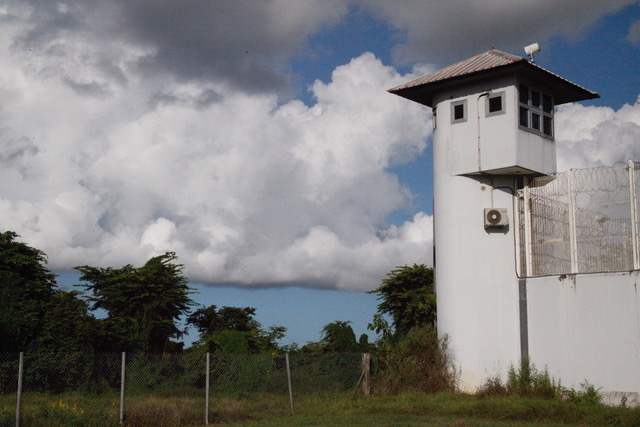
[188,306,259,335]
[187,305,286,353]
[76,252,196,353]
[0,231,97,352]
[368,264,436,338]
[320,321,359,353]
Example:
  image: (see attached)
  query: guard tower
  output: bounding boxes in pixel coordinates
[389,49,598,389]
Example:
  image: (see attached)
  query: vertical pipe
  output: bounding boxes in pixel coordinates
[285,352,294,415]
[518,279,529,360]
[629,161,639,270]
[119,352,126,425]
[567,170,579,273]
[205,353,210,425]
[15,352,23,427]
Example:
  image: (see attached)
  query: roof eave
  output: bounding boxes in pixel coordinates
[388,61,599,107]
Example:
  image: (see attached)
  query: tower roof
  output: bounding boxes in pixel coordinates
[388,49,599,107]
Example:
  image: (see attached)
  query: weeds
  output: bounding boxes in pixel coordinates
[506,357,559,399]
[373,326,458,395]
[561,381,602,406]
[477,357,604,410]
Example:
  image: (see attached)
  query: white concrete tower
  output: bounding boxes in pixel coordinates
[389,49,598,390]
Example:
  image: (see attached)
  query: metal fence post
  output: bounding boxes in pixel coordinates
[523,177,533,277]
[15,352,23,427]
[567,169,579,273]
[629,161,639,270]
[285,352,294,415]
[205,353,210,425]
[120,352,126,425]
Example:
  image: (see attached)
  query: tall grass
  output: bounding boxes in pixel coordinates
[373,326,458,395]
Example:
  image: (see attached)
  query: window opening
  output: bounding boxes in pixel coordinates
[451,100,467,124]
[519,84,529,104]
[489,96,502,112]
[519,107,528,127]
[518,83,553,138]
[531,113,540,130]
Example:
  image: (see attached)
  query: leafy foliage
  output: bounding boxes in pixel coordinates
[477,358,602,406]
[373,326,457,394]
[76,252,196,353]
[0,231,96,352]
[368,264,436,338]
[187,305,286,353]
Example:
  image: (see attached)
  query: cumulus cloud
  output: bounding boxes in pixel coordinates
[6,0,350,94]
[556,96,640,170]
[0,8,433,290]
[2,0,637,291]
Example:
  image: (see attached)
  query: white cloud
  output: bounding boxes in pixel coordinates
[2,0,635,292]
[556,96,640,170]
[0,16,433,290]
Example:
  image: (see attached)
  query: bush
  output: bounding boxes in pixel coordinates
[477,358,604,407]
[561,381,602,406]
[373,326,457,394]
[506,357,559,399]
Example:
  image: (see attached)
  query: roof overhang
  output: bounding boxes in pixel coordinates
[388,51,599,108]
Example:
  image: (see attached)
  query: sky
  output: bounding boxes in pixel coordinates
[2,1,640,346]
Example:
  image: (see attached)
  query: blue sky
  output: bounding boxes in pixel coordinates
[4,1,640,347]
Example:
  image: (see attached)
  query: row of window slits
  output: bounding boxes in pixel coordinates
[451,93,502,122]
[519,83,553,137]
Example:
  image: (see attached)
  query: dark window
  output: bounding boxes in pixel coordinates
[519,82,553,139]
[454,104,464,120]
[488,96,502,113]
[531,112,540,130]
[543,94,553,113]
[543,116,553,136]
[519,107,528,127]
[451,100,467,123]
[519,84,529,104]
[531,90,541,108]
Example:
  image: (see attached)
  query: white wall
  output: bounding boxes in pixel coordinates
[527,272,640,399]
[433,84,523,390]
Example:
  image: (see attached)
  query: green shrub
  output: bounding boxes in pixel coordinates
[506,357,559,399]
[373,326,457,394]
[561,381,602,406]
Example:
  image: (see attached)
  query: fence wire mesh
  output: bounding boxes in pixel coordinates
[520,162,639,276]
[0,352,367,426]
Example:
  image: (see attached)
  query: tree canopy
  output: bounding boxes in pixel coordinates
[187,305,286,353]
[369,264,436,338]
[76,252,196,353]
[0,230,384,356]
[0,231,96,352]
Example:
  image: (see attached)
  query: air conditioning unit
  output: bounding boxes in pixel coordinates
[484,208,508,228]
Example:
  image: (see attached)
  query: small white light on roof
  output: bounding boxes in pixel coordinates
[524,43,541,62]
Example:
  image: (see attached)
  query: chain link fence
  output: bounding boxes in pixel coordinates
[0,351,367,426]
[519,162,640,277]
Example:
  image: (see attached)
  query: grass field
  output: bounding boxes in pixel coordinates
[226,392,640,426]
[2,391,640,426]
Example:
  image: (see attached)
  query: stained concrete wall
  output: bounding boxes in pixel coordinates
[526,272,640,403]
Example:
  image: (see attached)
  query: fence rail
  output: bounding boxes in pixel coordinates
[519,161,640,277]
[0,351,369,426]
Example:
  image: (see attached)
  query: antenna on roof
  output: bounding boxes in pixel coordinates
[524,43,541,63]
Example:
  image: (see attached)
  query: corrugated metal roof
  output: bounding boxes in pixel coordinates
[388,49,599,107]
[389,49,523,91]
